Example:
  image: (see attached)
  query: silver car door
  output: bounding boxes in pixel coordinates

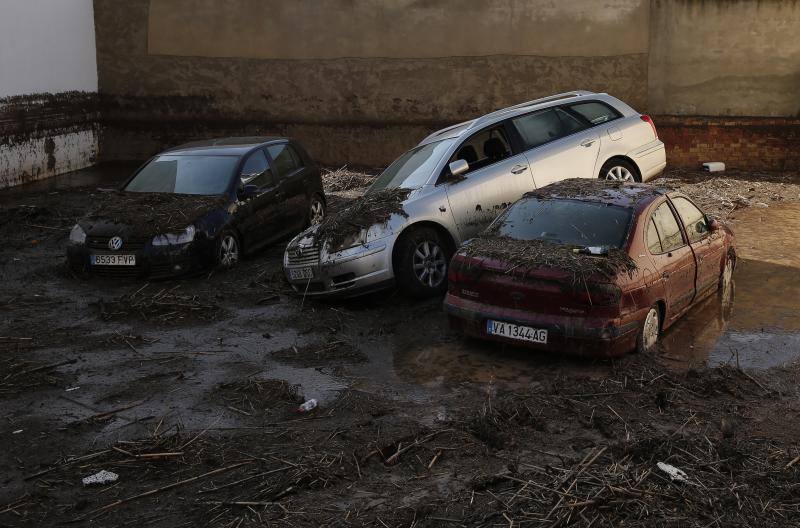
[441,123,533,240]
[510,108,600,188]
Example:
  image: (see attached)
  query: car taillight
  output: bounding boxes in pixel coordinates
[578,283,622,306]
[640,114,658,140]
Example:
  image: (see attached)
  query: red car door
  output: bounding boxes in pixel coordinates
[645,200,697,325]
[669,195,726,299]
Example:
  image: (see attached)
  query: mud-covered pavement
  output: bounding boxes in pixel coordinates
[1,166,800,527]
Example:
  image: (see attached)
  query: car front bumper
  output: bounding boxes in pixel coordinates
[443,294,641,358]
[67,239,216,280]
[284,240,396,298]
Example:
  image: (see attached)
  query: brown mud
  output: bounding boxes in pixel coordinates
[0,167,799,527]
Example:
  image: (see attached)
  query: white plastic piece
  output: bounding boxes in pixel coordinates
[297,399,318,413]
[657,462,688,483]
[82,470,119,486]
[702,162,725,172]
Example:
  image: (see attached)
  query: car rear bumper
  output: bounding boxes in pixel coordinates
[443,294,640,358]
[284,242,395,298]
[66,239,216,280]
[630,140,667,182]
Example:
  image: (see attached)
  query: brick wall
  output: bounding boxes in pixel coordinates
[654,116,800,171]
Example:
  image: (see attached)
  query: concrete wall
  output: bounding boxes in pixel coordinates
[89,0,800,171]
[0,0,99,188]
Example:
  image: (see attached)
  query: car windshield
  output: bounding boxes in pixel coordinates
[124,155,238,195]
[493,198,632,248]
[368,139,455,192]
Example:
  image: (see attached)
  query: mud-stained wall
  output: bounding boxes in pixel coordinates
[649,0,800,116]
[94,0,800,170]
[0,0,99,188]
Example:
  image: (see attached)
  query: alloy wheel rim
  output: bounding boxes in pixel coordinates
[310,200,325,225]
[643,308,659,351]
[219,235,239,268]
[605,166,634,182]
[412,240,447,288]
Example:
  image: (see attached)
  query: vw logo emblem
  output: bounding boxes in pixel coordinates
[108,236,123,251]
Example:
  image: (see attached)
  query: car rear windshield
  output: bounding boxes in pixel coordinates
[124,155,238,195]
[493,198,632,248]
[368,139,455,192]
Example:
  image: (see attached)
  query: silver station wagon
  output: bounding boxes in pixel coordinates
[284,90,666,298]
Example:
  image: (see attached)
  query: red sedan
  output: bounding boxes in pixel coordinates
[444,179,735,357]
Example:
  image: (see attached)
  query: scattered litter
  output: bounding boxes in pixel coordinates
[702,162,726,172]
[754,202,769,208]
[297,398,318,413]
[12,429,23,434]
[82,470,119,486]
[657,462,688,483]
[65,386,80,392]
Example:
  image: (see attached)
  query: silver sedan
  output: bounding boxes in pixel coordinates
[284,90,666,298]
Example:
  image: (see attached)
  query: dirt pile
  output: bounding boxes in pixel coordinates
[461,235,638,280]
[85,191,226,236]
[312,188,410,249]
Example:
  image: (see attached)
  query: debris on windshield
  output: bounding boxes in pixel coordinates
[461,235,637,280]
[86,192,225,236]
[322,166,377,193]
[526,178,655,205]
[313,188,411,249]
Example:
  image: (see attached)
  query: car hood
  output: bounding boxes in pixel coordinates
[78,191,227,237]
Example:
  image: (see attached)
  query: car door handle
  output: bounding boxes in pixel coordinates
[511,165,528,174]
[580,139,596,148]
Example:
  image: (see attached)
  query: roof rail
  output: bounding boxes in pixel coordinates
[468,90,594,130]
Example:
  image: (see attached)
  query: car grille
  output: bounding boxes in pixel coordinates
[286,243,320,267]
[86,235,148,251]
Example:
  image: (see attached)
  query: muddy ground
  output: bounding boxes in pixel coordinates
[1,166,800,528]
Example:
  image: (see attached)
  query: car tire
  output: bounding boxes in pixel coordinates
[216,230,241,270]
[599,159,640,182]
[394,227,451,298]
[307,194,326,227]
[635,306,660,354]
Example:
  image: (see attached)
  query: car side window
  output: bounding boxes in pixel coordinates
[671,196,709,243]
[556,108,587,135]
[568,101,621,125]
[267,143,302,178]
[448,125,512,175]
[646,218,663,254]
[239,150,273,188]
[510,109,566,150]
[650,202,685,253]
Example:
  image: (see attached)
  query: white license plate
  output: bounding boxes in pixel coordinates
[486,320,548,344]
[289,267,314,281]
[91,254,136,266]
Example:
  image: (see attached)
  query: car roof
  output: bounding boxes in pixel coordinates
[418,90,605,145]
[522,179,669,209]
[161,137,287,156]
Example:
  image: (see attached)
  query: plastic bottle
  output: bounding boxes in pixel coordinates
[297,399,318,413]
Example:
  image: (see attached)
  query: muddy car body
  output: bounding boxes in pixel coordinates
[68,137,325,279]
[284,90,666,298]
[444,180,735,357]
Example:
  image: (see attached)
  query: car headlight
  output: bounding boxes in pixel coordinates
[69,224,86,244]
[152,225,196,246]
[329,229,367,253]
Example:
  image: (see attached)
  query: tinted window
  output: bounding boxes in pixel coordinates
[239,150,274,188]
[125,155,237,195]
[370,138,456,191]
[671,196,708,243]
[569,102,620,125]
[494,198,632,248]
[651,202,684,253]
[267,143,302,177]
[511,109,564,149]
[556,108,586,135]
[646,218,662,254]
[449,125,512,175]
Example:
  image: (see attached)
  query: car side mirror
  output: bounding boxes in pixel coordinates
[449,159,469,178]
[237,184,259,200]
[708,218,720,232]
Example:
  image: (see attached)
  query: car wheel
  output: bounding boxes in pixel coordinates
[636,306,660,354]
[394,227,450,298]
[719,256,734,303]
[216,231,240,270]
[600,159,640,182]
[307,194,326,227]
